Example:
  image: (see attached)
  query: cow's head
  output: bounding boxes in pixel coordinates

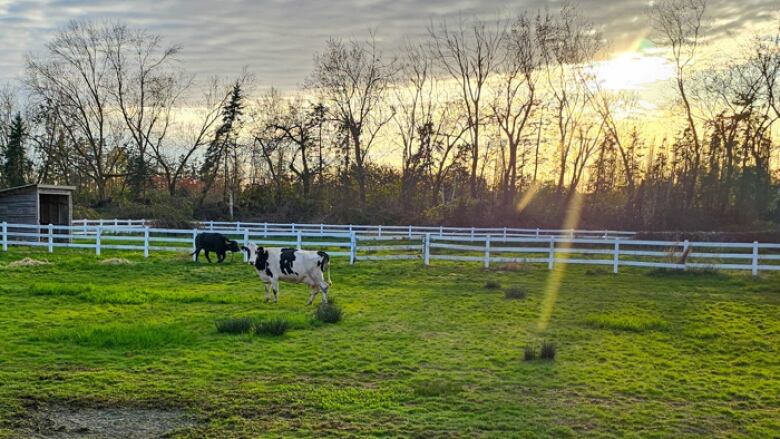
[241,243,257,265]
[226,239,241,253]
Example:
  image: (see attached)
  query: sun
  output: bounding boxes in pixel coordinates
[592,50,675,91]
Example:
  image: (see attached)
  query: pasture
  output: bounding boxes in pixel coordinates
[0,248,778,437]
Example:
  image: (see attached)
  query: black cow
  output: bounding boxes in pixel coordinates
[191,232,241,263]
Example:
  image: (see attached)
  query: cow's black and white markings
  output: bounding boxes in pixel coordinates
[191,233,241,263]
[241,243,331,305]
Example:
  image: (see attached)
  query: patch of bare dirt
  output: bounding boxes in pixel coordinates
[20,404,195,438]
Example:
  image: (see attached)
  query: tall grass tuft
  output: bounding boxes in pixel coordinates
[215,317,254,334]
[523,345,536,361]
[539,341,556,360]
[254,318,290,336]
[484,280,502,289]
[504,288,526,300]
[315,302,342,324]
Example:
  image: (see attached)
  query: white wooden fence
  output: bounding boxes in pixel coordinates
[3,222,779,275]
[72,218,635,240]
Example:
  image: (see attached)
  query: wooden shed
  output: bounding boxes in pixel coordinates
[0,184,76,227]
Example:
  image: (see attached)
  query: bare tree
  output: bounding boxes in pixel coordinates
[537,3,601,194]
[392,42,469,207]
[105,24,187,197]
[26,20,126,204]
[491,12,540,205]
[151,77,232,196]
[312,35,395,206]
[650,0,707,208]
[429,15,504,198]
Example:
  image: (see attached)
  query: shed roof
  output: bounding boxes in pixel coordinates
[0,184,77,196]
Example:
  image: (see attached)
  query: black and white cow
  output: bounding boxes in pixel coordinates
[241,243,331,305]
[191,232,241,263]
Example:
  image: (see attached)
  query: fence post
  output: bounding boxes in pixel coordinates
[114,218,118,228]
[536,228,540,238]
[378,225,382,239]
[209,220,214,231]
[548,238,555,270]
[1,222,6,252]
[752,241,759,276]
[484,235,491,269]
[408,225,413,239]
[502,227,507,239]
[235,222,240,232]
[83,221,88,234]
[471,227,475,238]
[349,232,356,265]
[296,231,302,250]
[95,227,101,256]
[143,226,150,258]
[424,233,430,266]
[682,240,689,270]
[291,223,296,234]
[99,218,103,228]
[192,229,198,261]
[48,224,54,253]
[320,223,324,236]
[263,222,268,237]
[613,239,620,274]
[243,229,249,262]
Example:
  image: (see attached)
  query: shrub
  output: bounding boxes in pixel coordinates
[504,288,526,300]
[484,280,501,289]
[215,317,253,334]
[523,345,536,361]
[540,341,556,360]
[254,318,290,336]
[315,302,342,324]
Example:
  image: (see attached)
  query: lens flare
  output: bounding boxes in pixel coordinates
[536,191,585,333]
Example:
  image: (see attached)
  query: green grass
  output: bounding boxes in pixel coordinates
[0,247,778,437]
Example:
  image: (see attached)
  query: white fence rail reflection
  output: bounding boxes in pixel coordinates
[3,222,778,275]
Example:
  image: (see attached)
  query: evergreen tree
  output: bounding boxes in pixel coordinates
[198,81,245,213]
[2,113,30,187]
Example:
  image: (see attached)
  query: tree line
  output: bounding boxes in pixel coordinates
[1,0,779,231]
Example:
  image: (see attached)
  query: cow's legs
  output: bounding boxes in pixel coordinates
[263,283,271,302]
[217,251,225,263]
[204,250,212,263]
[192,248,201,262]
[319,281,329,304]
[271,279,279,303]
[307,285,319,305]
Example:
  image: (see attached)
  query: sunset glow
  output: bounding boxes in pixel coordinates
[592,51,676,91]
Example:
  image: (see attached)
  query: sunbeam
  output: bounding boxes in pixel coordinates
[516,182,541,215]
[536,191,585,333]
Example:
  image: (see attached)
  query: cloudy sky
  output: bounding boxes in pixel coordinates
[0,0,777,90]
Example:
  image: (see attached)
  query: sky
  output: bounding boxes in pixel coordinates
[0,0,778,91]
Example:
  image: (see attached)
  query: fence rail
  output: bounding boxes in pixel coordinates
[3,222,779,275]
[72,219,635,240]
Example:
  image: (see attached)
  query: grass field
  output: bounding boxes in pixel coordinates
[0,248,778,438]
